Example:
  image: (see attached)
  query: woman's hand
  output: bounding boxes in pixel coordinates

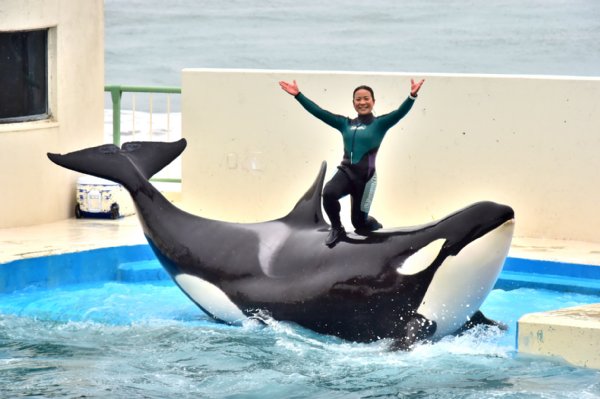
[279,80,300,96]
[410,79,425,97]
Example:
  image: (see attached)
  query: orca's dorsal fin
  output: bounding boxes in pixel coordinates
[282,161,329,228]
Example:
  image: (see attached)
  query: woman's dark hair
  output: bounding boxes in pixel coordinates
[353,85,375,100]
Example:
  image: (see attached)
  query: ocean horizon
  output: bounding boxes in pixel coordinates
[105,0,600,87]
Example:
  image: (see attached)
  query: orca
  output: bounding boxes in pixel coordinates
[48,139,515,349]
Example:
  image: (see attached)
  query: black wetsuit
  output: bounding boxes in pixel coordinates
[295,92,416,230]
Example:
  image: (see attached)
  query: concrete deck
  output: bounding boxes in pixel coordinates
[0,216,146,264]
[518,304,600,369]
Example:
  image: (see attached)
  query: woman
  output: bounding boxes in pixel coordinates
[279,78,424,246]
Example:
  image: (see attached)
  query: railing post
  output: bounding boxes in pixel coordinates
[111,87,122,146]
[105,85,123,147]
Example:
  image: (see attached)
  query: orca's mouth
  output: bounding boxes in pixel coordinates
[445,203,515,257]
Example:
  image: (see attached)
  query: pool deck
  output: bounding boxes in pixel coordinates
[1,215,600,369]
[0,216,147,264]
[2,215,600,266]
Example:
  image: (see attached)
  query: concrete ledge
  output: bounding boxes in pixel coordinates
[496,271,600,294]
[182,70,600,242]
[518,304,600,369]
[495,256,600,294]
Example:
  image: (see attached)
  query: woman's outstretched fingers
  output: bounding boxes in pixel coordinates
[410,78,425,96]
[279,80,299,96]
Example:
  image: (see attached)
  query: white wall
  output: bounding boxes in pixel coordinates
[0,0,104,228]
[182,69,600,242]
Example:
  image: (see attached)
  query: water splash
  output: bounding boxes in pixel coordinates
[1,283,599,398]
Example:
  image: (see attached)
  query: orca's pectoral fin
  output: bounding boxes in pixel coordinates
[390,314,437,351]
[455,310,508,335]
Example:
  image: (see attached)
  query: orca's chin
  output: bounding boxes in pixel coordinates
[417,218,515,338]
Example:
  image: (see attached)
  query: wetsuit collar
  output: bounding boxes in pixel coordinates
[352,113,375,125]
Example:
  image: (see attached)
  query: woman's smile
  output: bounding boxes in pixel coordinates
[353,89,375,115]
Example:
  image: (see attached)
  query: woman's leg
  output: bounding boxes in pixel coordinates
[351,172,382,233]
[322,170,352,229]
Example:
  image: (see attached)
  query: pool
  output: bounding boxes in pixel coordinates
[1,248,600,398]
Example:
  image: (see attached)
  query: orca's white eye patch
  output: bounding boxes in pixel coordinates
[396,239,446,276]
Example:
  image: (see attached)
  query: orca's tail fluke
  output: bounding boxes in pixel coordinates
[47,139,187,188]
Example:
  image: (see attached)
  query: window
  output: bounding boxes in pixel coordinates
[0,29,49,123]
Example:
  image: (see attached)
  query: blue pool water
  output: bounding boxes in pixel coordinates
[1,268,600,397]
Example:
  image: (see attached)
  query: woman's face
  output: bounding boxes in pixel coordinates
[353,89,375,115]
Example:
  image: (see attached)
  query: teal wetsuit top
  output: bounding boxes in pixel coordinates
[295,92,415,181]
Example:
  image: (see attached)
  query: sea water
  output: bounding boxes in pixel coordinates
[104,0,600,88]
[1,282,599,398]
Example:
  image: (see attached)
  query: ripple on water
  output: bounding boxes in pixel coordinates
[1,284,600,398]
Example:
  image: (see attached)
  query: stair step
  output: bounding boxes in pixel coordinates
[116,260,169,282]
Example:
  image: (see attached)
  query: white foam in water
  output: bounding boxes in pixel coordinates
[412,326,512,359]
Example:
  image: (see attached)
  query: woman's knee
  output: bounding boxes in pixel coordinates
[351,213,367,229]
[323,182,342,202]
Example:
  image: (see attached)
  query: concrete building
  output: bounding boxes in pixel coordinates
[0,0,104,228]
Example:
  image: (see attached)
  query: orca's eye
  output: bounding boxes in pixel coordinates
[396,239,446,276]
